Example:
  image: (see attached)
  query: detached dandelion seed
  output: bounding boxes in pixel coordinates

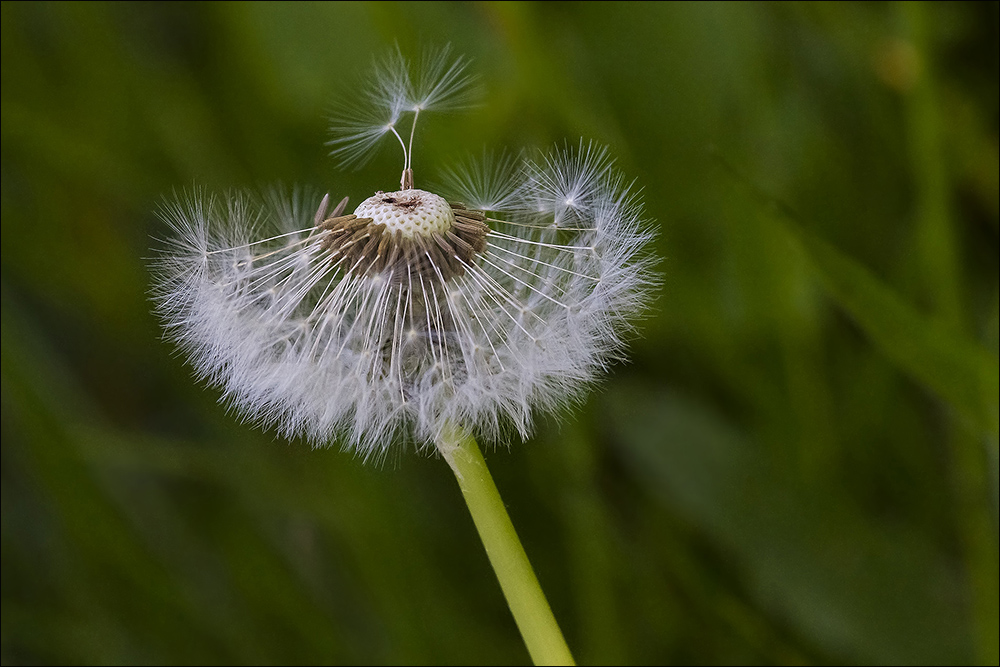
[152,46,656,666]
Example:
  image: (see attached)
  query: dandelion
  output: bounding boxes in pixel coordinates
[152,46,656,666]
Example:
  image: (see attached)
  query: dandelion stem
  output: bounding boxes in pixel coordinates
[436,425,576,666]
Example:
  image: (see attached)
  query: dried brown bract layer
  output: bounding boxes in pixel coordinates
[317,203,489,282]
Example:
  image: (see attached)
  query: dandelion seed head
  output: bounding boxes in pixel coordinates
[152,48,658,460]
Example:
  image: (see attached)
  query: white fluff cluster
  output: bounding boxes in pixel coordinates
[328,45,477,169]
[152,49,657,460]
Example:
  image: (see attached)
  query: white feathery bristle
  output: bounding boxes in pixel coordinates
[438,150,524,212]
[328,45,478,169]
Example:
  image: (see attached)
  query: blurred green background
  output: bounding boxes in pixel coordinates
[2,2,997,664]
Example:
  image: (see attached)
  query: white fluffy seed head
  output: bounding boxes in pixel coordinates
[152,47,659,463]
[354,189,455,238]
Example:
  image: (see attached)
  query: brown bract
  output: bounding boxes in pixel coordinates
[317,202,489,283]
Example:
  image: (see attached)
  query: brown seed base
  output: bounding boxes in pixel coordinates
[317,203,489,283]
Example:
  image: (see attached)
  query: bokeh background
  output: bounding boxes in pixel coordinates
[2,2,997,664]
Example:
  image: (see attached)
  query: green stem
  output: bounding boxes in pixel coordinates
[436,425,576,666]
